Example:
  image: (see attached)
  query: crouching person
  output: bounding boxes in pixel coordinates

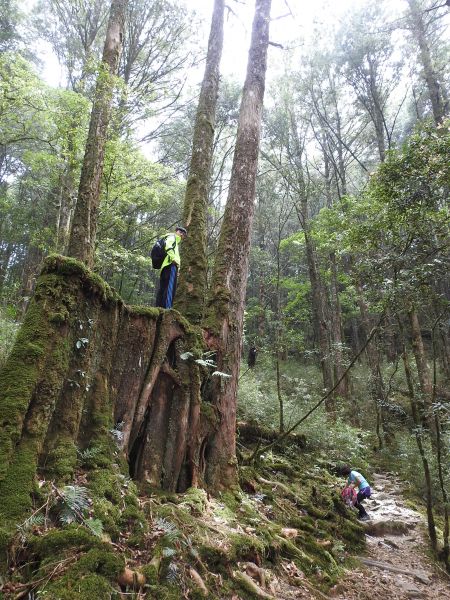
[341,464,371,521]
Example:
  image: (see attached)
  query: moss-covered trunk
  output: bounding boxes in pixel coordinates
[175,0,225,323]
[67,0,127,267]
[0,256,216,548]
[204,0,272,490]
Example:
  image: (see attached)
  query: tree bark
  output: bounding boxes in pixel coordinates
[399,324,437,551]
[296,198,334,412]
[406,0,448,125]
[175,0,225,324]
[67,0,127,267]
[204,0,272,489]
[356,279,393,446]
[0,256,208,529]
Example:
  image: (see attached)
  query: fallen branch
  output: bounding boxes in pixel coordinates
[360,558,430,584]
[189,567,208,596]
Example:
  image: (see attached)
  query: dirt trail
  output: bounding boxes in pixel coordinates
[329,472,450,599]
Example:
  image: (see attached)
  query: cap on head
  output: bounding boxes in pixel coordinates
[176,226,187,236]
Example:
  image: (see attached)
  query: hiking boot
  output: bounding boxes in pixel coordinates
[358,514,370,521]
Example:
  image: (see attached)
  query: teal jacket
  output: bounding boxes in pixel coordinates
[160,233,181,271]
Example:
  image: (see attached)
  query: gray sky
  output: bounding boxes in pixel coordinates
[37,0,387,88]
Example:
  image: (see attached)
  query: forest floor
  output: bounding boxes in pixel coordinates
[328,472,450,600]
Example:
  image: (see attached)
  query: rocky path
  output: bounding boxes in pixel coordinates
[330,472,450,599]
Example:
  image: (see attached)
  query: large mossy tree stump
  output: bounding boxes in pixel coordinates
[0,255,218,538]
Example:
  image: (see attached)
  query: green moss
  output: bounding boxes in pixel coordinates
[140,562,159,585]
[218,490,241,512]
[92,498,121,540]
[179,487,208,515]
[200,402,219,426]
[29,525,104,559]
[40,572,114,600]
[42,255,120,304]
[0,440,40,520]
[45,441,78,480]
[119,503,147,546]
[127,305,161,318]
[74,547,124,578]
[198,543,229,571]
[228,532,266,562]
[88,469,122,504]
[145,584,183,600]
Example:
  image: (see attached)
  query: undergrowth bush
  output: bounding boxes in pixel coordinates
[238,357,373,470]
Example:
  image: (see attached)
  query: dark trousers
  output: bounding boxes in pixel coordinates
[156,263,178,308]
[355,486,371,517]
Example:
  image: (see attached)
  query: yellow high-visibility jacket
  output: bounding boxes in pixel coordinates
[160,233,181,271]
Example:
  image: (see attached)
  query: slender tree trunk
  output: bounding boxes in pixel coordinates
[399,322,437,551]
[407,0,448,125]
[323,145,348,399]
[356,280,393,446]
[431,325,449,568]
[175,0,225,323]
[409,309,433,403]
[275,240,284,433]
[409,308,438,442]
[289,114,334,411]
[0,243,13,296]
[204,0,272,489]
[298,201,334,412]
[55,155,78,254]
[369,58,386,162]
[67,0,127,267]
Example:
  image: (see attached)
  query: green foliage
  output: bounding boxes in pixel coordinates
[95,137,184,303]
[238,357,373,468]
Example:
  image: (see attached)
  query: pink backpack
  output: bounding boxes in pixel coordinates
[341,486,357,507]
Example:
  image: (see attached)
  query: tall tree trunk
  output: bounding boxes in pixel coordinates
[409,308,437,439]
[67,0,127,267]
[290,116,334,412]
[275,239,284,433]
[296,199,334,412]
[409,309,433,403]
[431,324,449,567]
[399,321,437,551]
[356,280,393,446]
[175,0,225,324]
[367,56,387,162]
[204,0,272,489]
[55,152,78,255]
[323,144,348,400]
[407,0,448,125]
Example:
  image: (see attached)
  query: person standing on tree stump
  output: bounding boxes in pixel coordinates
[156,226,187,309]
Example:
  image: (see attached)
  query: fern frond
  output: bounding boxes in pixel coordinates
[162,547,176,558]
[85,518,104,538]
[16,513,45,541]
[166,561,179,583]
[212,370,231,379]
[77,447,101,462]
[60,485,90,513]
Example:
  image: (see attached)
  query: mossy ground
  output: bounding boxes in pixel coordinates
[0,259,367,598]
[1,435,366,599]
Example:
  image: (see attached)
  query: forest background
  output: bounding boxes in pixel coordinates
[0,0,449,576]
